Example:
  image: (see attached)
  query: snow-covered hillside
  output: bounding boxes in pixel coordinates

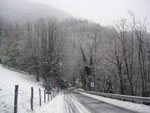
[0,64,89,113]
[0,65,64,113]
[0,64,44,112]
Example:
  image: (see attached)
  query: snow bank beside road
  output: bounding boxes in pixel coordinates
[35,93,64,113]
[79,91,150,113]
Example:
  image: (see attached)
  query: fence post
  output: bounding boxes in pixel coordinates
[51,91,52,100]
[14,85,19,113]
[44,90,46,103]
[47,93,50,103]
[39,89,41,106]
[53,90,54,97]
[31,87,34,111]
[51,91,52,101]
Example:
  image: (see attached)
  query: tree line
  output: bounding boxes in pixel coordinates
[0,13,150,97]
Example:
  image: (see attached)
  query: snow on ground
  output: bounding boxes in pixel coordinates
[3,64,149,113]
[0,64,90,113]
[0,64,68,113]
[34,92,65,113]
[78,91,150,113]
[0,64,46,113]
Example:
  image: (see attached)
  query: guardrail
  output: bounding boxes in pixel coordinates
[79,90,150,105]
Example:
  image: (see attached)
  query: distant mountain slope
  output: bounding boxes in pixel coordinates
[0,0,72,22]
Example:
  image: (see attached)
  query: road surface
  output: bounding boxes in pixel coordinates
[63,88,137,113]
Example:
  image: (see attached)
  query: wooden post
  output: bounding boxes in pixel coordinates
[44,90,46,103]
[51,91,53,100]
[14,85,19,113]
[51,91,52,100]
[39,89,41,106]
[53,90,54,97]
[31,87,34,111]
[48,93,50,103]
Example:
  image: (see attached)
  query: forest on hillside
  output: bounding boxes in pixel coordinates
[0,13,150,97]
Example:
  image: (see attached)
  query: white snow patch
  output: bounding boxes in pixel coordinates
[0,64,61,113]
[0,64,89,113]
[35,93,65,113]
[78,91,150,113]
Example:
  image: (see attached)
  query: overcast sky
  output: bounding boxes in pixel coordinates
[30,0,150,26]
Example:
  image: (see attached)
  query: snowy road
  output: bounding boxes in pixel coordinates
[64,89,137,113]
[64,89,90,113]
[0,65,149,113]
[64,92,79,113]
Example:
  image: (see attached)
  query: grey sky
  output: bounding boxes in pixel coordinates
[30,0,150,27]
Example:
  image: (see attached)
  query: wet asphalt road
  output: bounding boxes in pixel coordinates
[64,88,138,113]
